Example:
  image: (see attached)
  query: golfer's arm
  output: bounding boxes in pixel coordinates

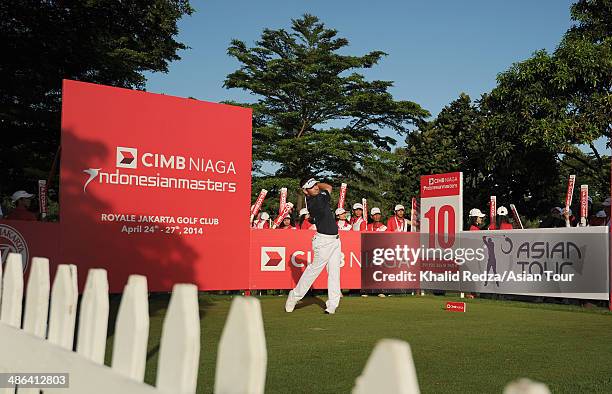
[318,182,332,193]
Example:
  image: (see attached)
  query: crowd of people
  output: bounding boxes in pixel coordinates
[251,196,612,231]
[252,202,416,232]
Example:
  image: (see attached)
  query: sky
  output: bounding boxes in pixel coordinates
[145,0,578,146]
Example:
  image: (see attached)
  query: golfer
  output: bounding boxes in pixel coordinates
[285,177,341,314]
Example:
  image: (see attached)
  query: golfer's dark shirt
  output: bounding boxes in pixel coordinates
[306,190,338,235]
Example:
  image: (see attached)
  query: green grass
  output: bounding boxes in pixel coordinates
[106,294,612,393]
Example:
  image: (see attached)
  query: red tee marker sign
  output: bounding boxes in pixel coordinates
[445,301,466,312]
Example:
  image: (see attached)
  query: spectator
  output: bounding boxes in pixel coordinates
[386,204,408,232]
[279,216,295,230]
[298,208,316,230]
[335,208,352,231]
[350,203,366,231]
[468,208,486,231]
[562,207,577,227]
[285,202,294,217]
[489,206,513,230]
[591,210,608,226]
[540,207,565,228]
[602,197,611,226]
[6,191,37,221]
[253,212,271,229]
[366,207,387,231]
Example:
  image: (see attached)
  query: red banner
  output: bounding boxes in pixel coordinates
[445,301,466,312]
[59,80,253,292]
[279,187,287,214]
[509,204,524,229]
[250,189,267,221]
[338,183,347,209]
[362,198,368,221]
[565,175,576,210]
[580,185,588,226]
[490,195,496,227]
[249,229,361,289]
[272,205,291,228]
[38,180,48,219]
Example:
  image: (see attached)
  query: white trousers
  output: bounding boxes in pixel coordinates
[291,233,342,311]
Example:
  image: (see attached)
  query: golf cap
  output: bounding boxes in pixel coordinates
[286,202,294,209]
[497,206,508,216]
[353,203,363,210]
[299,208,309,216]
[260,212,270,220]
[551,207,563,215]
[603,197,611,206]
[371,207,381,215]
[596,210,607,218]
[394,204,405,211]
[11,190,34,202]
[301,178,317,189]
[335,207,346,215]
[469,208,486,218]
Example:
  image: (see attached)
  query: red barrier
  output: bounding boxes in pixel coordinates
[249,229,361,289]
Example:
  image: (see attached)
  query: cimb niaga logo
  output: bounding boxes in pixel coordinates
[260,247,285,272]
[0,224,29,270]
[116,147,138,169]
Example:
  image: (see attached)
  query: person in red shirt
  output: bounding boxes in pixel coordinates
[6,190,37,221]
[335,208,352,231]
[279,216,295,229]
[253,212,270,228]
[366,207,387,231]
[386,204,408,232]
[468,208,485,230]
[489,206,513,230]
[298,208,316,230]
[350,203,366,231]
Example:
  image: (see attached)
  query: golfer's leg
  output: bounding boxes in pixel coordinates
[325,239,342,312]
[292,236,329,300]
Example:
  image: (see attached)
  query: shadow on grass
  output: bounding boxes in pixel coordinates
[295,296,326,311]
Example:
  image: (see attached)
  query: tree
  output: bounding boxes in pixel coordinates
[483,0,612,186]
[0,0,194,194]
[225,14,429,206]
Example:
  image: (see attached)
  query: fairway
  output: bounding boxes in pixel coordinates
[105,294,612,393]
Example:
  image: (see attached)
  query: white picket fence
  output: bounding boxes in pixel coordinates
[0,252,550,393]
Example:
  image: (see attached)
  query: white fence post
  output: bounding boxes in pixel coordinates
[353,339,420,394]
[47,264,79,349]
[156,284,200,394]
[76,268,109,364]
[214,297,267,394]
[112,275,149,381]
[23,257,50,337]
[503,378,551,394]
[0,253,24,328]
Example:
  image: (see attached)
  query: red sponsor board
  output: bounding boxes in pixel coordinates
[580,185,588,226]
[59,80,252,292]
[0,220,61,273]
[249,229,361,289]
[445,301,466,312]
[420,172,461,198]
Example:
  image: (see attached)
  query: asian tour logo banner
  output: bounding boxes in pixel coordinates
[361,227,609,299]
[59,80,252,292]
